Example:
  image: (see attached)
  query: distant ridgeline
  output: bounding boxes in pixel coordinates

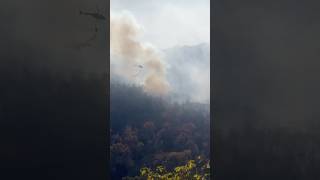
[110,82,210,179]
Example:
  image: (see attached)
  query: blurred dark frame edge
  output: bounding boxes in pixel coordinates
[106,0,111,179]
[210,0,214,179]
[0,0,110,179]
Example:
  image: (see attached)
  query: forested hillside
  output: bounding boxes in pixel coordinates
[110,82,210,179]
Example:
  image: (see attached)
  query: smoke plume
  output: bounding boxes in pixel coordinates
[110,11,170,96]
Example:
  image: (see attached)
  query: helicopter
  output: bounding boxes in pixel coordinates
[79,6,106,20]
[137,64,144,69]
[133,64,144,77]
[80,11,106,20]
[74,5,105,49]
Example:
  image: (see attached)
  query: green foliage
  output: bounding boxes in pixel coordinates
[125,158,210,180]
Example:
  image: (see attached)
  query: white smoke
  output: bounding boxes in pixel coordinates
[110,11,170,96]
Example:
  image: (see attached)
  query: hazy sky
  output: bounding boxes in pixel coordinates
[111,0,210,49]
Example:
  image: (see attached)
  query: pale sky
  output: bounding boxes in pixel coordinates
[110,0,210,49]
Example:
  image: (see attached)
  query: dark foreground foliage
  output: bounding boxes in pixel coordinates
[125,158,210,180]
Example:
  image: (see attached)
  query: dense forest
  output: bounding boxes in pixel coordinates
[110,82,210,179]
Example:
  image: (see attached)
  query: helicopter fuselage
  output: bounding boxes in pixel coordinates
[80,11,106,20]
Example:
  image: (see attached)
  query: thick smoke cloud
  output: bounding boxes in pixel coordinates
[111,0,210,49]
[163,43,210,103]
[110,11,170,96]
